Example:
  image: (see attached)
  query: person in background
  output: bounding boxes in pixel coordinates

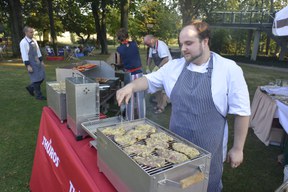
[20,26,46,100]
[74,46,80,54]
[117,20,251,191]
[83,45,92,56]
[115,28,145,120]
[144,34,172,114]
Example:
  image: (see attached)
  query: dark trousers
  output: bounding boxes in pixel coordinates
[28,79,44,98]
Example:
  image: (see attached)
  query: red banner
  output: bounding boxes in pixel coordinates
[29,107,116,192]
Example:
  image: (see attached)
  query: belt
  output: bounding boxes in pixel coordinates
[125,66,142,73]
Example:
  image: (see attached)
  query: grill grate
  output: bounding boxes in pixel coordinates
[140,162,174,175]
[103,128,201,176]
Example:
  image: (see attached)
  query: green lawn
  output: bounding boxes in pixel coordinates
[0,50,287,191]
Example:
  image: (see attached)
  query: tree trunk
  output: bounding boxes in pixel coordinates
[245,30,253,57]
[120,0,130,30]
[91,0,108,54]
[41,30,49,46]
[7,0,23,57]
[100,0,108,54]
[91,1,102,51]
[47,0,57,55]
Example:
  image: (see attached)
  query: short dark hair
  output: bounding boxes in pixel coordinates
[184,20,211,41]
[23,26,32,33]
[116,28,129,42]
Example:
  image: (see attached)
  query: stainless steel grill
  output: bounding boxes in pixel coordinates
[46,81,66,123]
[84,118,211,192]
[56,60,116,82]
[66,76,100,140]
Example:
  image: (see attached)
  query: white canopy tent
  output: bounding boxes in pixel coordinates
[272,6,288,36]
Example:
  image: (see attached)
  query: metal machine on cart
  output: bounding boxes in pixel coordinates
[82,118,211,192]
[66,76,100,140]
[56,60,121,113]
[46,60,121,140]
[46,81,66,123]
[47,60,114,117]
[55,60,116,82]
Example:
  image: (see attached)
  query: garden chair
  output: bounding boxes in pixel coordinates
[87,47,97,56]
[45,46,55,56]
[65,46,79,61]
[0,44,7,58]
[58,47,65,56]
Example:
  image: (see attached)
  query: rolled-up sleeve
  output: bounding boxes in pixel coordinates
[145,70,164,94]
[145,58,185,97]
[227,65,251,116]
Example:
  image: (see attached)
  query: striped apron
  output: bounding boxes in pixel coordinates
[170,55,226,192]
[151,40,162,67]
[26,38,45,83]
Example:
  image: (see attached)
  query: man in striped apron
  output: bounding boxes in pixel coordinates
[116,20,251,191]
[144,35,172,114]
[20,26,46,100]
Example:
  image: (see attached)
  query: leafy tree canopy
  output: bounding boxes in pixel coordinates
[60,0,95,44]
[131,1,181,43]
[23,0,64,35]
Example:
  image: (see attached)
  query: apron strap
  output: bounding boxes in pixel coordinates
[207,53,213,78]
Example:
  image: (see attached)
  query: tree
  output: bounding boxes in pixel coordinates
[131,1,181,42]
[177,0,203,25]
[47,0,57,54]
[120,0,130,30]
[91,0,109,54]
[176,0,230,26]
[23,0,49,44]
[0,1,10,35]
[60,0,95,45]
[106,7,120,45]
[7,0,23,57]
[23,0,65,47]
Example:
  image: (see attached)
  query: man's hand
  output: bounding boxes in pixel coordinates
[116,76,148,106]
[27,65,33,73]
[226,147,243,168]
[116,84,134,106]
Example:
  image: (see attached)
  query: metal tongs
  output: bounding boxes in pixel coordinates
[120,103,127,123]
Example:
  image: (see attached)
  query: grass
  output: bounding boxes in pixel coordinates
[0,49,287,191]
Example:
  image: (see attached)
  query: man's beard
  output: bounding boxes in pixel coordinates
[183,46,203,63]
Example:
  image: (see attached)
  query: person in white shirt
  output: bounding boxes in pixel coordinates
[116,20,250,192]
[144,34,172,113]
[20,26,46,100]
